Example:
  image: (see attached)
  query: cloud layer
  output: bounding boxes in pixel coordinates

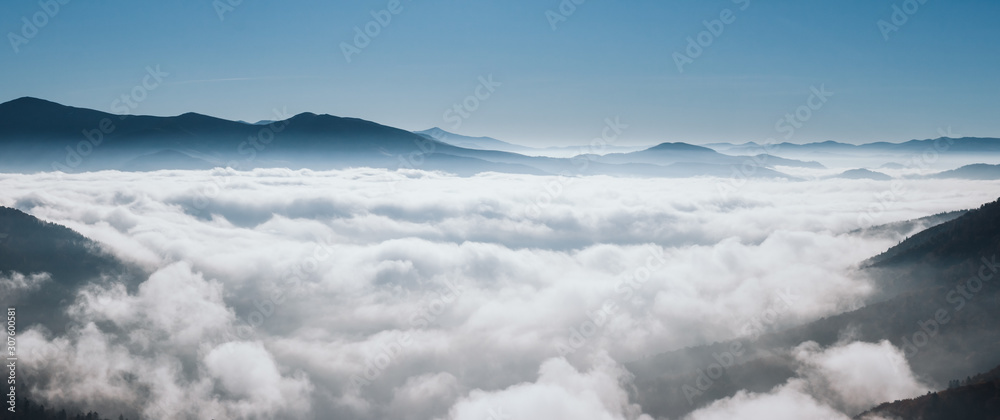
[1,169,996,419]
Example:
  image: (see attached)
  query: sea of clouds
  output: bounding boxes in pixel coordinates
[2,169,998,419]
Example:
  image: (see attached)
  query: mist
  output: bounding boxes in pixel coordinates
[2,169,997,419]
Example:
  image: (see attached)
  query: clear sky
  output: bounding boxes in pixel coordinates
[2,0,998,146]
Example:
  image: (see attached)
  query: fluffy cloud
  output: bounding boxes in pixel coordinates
[70,262,233,349]
[685,340,929,420]
[0,271,50,297]
[0,169,995,419]
[19,262,313,419]
[444,353,651,420]
[793,340,930,414]
[204,342,314,414]
[685,379,851,420]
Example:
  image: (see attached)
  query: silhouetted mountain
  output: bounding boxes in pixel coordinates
[857,364,1000,420]
[0,97,541,175]
[593,141,821,170]
[710,138,1000,155]
[866,198,1000,275]
[0,97,115,138]
[849,210,966,241]
[595,142,737,165]
[832,168,893,180]
[0,206,138,333]
[416,127,649,156]
[416,128,531,153]
[929,164,1000,180]
[706,138,1000,171]
[627,197,1000,419]
[0,98,799,179]
[753,154,825,169]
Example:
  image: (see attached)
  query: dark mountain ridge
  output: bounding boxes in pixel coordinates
[857,364,1000,420]
[0,97,802,178]
[627,197,1000,419]
[712,138,1000,154]
[0,206,138,333]
[928,163,1000,180]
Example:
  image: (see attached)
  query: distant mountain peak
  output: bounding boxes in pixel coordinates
[645,142,715,153]
[4,96,56,105]
[0,96,78,112]
[175,111,215,120]
[833,168,893,180]
[929,163,1000,180]
[417,127,492,141]
[415,127,530,151]
[285,111,319,122]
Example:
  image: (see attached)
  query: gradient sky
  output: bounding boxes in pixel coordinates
[2,0,998,146]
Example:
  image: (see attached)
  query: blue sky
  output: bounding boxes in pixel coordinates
[2,0,998,146]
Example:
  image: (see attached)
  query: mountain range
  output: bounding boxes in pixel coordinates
[0,97,811,178]
[415,127,649,157]
[708,138,1000,155]
[8,97,1000,180]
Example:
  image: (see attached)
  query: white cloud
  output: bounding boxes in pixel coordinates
[685,379,851,420]
[0,169,994,419]
[0,271,50,296]
[19,262,313,419]
[685,340,929,420]
[444,353,652,420]
[793,340,930,413]
[204,341,313,412]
